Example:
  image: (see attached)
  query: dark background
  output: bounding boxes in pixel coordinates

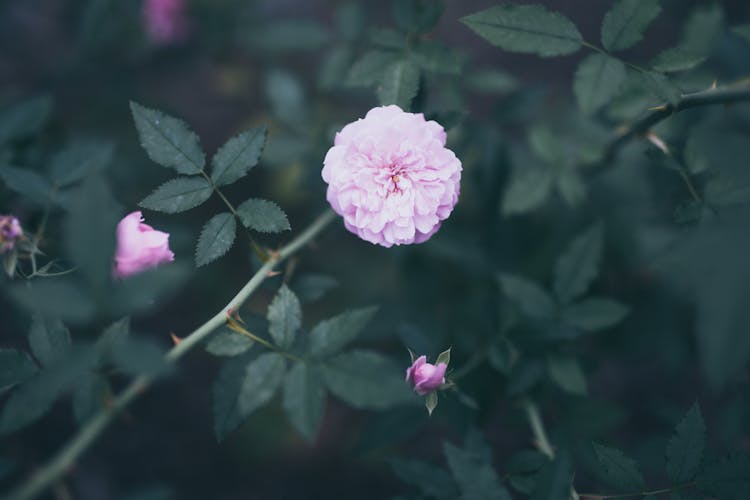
[1,1,750,499]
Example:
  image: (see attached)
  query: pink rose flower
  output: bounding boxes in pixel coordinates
[114,211,174,278]
[406,355,447,395]
[0,215,23,253]
[142,0,189,45]
[322,105,462,247]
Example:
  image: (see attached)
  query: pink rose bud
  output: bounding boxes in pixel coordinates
[406,355,447,396]
[142,0,190,45]
[322,105,462,247]
[0,215,23,253]
[114,211,174,278]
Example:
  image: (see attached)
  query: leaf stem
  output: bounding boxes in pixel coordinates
[4,208,337,500]
[198,170,269,261]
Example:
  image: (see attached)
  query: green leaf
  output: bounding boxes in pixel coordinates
[557,169,587,206]
[28,315,71,367]
[466,68,518,94]
[666,403,706,484]
[195,213,237,267]
[292,274,339,302]
[321,350,414,409]
[501,164,554,215]
[309,306,378,357]
[435,347,451,367]
[377,60,420,110]
[593,442,646,491]
[390,459,458,499]
[444,442,512,500]
[410,41,465,75]
[110,337,169,377]
[562,298,629,332]
[696,454,750,500]
[282,362,325,441]
[129,101,205,175]
[240,19,329,52]
[498,274,556,319]
[212,352,286,441]
[546,355,587,395]
[72,373,111,424]
[0,346,96,434]
[553,222,603,304]
[210,126,267,187]
[0,94,53,145]
[267,285,302,350]
[601,0,661,52]
[507,358,544,396]
[236,198,290,233]
[0,165,52,204]
[346,50,399,87]
[573,54,626,115]
[636,71,681,105]
[139,177,213,213]
[10,280,95,324]
[264,69,308,129]
[733,24,750,42]
[461,5,582,57]
[48,139,114,187]
[425,391,438,416]
[530,452,573,500]
[205,328,254,357]
[651,4,723,73]
[267,284,302,349]
[63,176,120,289]
[393,0,445,34]
[0,349,38,391]
[110,265,190,317]
[96,317,131,363]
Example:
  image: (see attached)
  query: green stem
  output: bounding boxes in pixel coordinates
[5,208,337,500]
[522,400,555,458]
[580,40,646,74]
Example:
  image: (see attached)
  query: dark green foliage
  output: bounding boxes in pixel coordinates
[666,403,706,484]
[461,5,582,57]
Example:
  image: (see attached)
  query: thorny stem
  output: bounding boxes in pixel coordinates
[4,208,337,500]
[596,81,750,174]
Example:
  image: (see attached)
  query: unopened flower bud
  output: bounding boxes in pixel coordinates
[405,355,447,395]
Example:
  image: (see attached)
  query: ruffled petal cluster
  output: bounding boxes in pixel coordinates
[114,211,174,278]
[322,105,461,247]
[405,355,447,396]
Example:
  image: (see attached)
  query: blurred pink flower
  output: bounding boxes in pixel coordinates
[0,215,23,253]
[114,211,174,278]
[322,105,461,247]
[142,0,190,45]
[406,355,447,395]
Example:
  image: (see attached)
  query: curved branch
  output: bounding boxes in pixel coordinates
[5,209,338,500]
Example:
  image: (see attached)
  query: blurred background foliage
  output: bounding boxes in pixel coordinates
[1,0,750,498]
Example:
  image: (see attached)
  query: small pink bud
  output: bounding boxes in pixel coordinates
[142,0,190,45]
[113,211,174,278]
[0,215,23,253]
[405,355,447,396]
